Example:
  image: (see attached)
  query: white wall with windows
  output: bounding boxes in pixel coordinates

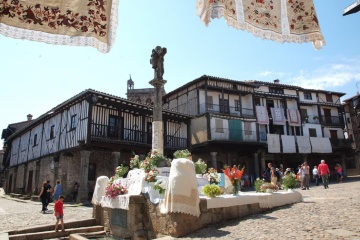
[302,124,322,138]
[299,91,317,102]
[323,127,345,139]
[284,89,297,95]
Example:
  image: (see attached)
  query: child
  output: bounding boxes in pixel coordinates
[54,195,65,232]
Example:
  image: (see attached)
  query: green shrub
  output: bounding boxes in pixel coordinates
[281,173,300,190]
[254,178,265,192]
[202,184,222,198]
[194,158,207,174]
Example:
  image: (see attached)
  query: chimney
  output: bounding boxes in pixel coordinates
[27,114,33,121]
[274,79,280,84]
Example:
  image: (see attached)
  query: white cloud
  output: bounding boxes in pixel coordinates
[284,59,360,90]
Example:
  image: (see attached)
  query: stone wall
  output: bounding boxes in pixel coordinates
[93,195,268,239]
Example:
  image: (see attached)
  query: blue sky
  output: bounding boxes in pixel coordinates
[1,1,360,149]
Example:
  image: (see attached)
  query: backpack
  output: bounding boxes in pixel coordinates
[276,170,282,179]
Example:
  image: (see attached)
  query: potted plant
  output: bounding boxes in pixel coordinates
[115,164,129,178]
[207,168,221,185]
[254,178,265,192]
[202,184,222,198]
[194,158,207,176]
[173,149,192,159]
[281,173,300,190]
[145,168,159,185]
[129,155,140,169]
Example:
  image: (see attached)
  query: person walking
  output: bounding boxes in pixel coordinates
[267,163,277,185]
[54,195,65,232]
[45,180,52,210]
[301,162,310,190]
[335,164,343,183]
[53,180,62,201]
[312,166,319,186]
[71,182,79,202]
[38,181,48,214]
[318,160,330,189]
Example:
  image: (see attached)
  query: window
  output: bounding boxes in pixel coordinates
[88,163,96,181]
[207,96,213,109]
[33,134,38,146]
[244,122,252,135]
[219,99,230,114]
[108,115,118,138]
[70,115,77,130]
[309,128,317,137]
[269,87,284,94]
[329,130,338,139]
[255,98,261,106]
[50,125,55,139]
[215,119,224,133]
[325,94,333,103]
[234,100,240,111]
[303,92,312,100]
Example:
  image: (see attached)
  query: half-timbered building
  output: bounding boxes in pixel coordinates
[163,75,352,179]
[1,89,191,201]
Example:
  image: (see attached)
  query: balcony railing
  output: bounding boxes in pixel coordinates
[300,115,320,124]
[210,128,263,142]
[91,123,187,148]
[329,138,352,148]
[199,103,255,117]
[320,115,344,125]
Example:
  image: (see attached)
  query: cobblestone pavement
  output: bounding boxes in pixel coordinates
[178,177,360,240]
[1,177,360,240]
[0,189,93,233]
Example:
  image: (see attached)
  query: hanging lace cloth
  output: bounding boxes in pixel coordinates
[196,0,325,50]
[0,0,119,53]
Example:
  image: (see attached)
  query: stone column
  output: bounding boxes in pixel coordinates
[149,78,167,155]
[210,152,217,169]
[112,152,121,169]
[79,150,91,202]
[254,152,259,179]
[341,154,347,178]
[260,150,266,173]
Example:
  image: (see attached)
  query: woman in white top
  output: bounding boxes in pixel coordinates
[312,166,319,186]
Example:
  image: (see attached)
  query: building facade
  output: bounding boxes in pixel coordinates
[163,75,352,179]
[1,89,191,201]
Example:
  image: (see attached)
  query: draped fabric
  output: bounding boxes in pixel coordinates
[281,135,296,153]
[160,158,200,217]
[296,136,311,153]
[256,106,269,124]
[92,176,109,205]
[310,137,332,153]
[267,134,280,153]
[287,109,301,127]
[196,0,325,50]
[0,0,119,53]
[270,107,286,125]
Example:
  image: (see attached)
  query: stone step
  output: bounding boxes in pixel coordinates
[18,196,31,200]
[8,226,104,240]
[6,218,98,235]
[9,193,22,198]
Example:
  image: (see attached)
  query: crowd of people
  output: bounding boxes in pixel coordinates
[262,159,344,190]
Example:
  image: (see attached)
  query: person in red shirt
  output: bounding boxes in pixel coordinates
[318,160,330,189]
[54,195,65,232]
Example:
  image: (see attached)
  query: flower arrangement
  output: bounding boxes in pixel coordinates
[105,183,127,199]
[153,178,168,195]
[194,158,207,174]
[281,173,300,190]
[260,182,278,192]
[254,178,265,192]
[222,166,245,195]
[173,149,191,159]
[149,149,163,167]
[207,168,221,185]
[202,184,222,198]
[130,155,140,169]
[145,168,159,183]
[115,164,129,178]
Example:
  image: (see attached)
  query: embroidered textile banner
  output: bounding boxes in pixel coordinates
[310,137,332,153]
[256,106,269,124]
[267,134,280,153]
[287,109,301,126]
[270,107,285,125]
[0,0,119,53]
[196,0,325,50]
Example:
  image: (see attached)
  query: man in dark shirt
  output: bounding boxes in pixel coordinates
[45,180,52,210]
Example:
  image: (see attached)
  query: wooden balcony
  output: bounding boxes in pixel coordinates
[199,103,255,118]
[329,138,352,149]
[320,115,344,126]
[90,123,187,149]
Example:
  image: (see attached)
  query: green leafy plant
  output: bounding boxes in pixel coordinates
[115,164,129,178]
[194,158,207,174]
[254,178,265,192]
[153,178,167,195]
[173,149,191,159]
[281,173,300,190]
[202,184,222,198]
[130,155,140,169]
